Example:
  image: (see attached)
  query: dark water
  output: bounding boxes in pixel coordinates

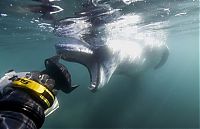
[0,0,199,128]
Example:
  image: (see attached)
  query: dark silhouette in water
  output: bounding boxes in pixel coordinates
[0,0,63,20]
[25,4,62,20]
[25,0,63,20]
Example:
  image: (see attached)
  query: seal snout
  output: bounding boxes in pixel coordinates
[55,42,94,55]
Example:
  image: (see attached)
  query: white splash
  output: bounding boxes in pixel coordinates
[0,14,8,17]
[50,5,64,14]
[122,0,144,5]
[56,17,92,38]
[92,0,144,8]
[105,13,168,70]
[175,12,187,16]
[38,23,54,32]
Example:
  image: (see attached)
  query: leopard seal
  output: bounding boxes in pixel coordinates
[54,1,169,92]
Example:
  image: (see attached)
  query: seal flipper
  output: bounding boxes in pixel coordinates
[154,45,169,69]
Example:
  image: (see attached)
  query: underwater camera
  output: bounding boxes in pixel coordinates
[42,56,79,93]
[0,56,79,117]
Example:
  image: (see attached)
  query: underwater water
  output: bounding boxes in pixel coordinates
[0,0,199,128]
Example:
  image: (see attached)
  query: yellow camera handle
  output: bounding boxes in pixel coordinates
[12,77,55,108]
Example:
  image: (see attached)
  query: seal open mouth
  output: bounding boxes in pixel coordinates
[55,38,106,92]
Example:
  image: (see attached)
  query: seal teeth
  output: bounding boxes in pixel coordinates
[88,82,98,92]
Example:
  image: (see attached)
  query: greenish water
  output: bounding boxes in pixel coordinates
[0,0,199,128]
